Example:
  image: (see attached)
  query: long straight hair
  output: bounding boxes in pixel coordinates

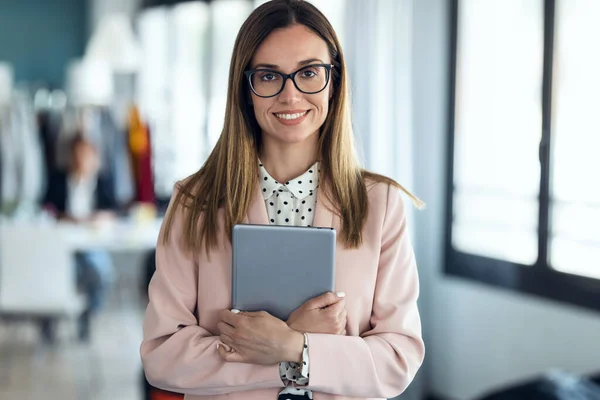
[163,0,422,254]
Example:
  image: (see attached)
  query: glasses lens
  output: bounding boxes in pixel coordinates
[250,71,283,97]
[294,65,329,94]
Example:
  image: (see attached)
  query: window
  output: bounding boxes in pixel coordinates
[550,0,600,280]
[137,1,251,197]
[207,0,252,149]
[446,0,600,311]
[451,0,543,266]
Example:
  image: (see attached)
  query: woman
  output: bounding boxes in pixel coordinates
[141,1,424,399]
[43,134,116,342]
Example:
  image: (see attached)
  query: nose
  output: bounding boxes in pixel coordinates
[277,77,302,105]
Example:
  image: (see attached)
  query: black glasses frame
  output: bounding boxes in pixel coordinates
[244,63,334,98]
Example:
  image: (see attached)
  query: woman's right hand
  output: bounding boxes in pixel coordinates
[286,292,347,335]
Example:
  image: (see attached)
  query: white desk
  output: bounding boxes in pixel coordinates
[57,219,163,252]
[0,219,162,323]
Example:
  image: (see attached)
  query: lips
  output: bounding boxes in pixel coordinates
[272,110,311,126]
[273,110,309,120]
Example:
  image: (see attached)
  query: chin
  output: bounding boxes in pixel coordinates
[275,134,312,145]
[275,128,318,144]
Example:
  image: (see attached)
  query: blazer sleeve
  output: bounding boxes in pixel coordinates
[305,184,425,398]
[140,184,284,395]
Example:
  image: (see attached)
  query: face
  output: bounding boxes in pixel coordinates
[72,141,100,176]
[249,24,333,147]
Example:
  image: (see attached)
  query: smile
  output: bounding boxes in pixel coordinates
[274,111,309,120]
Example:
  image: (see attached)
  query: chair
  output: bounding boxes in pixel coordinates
[0,223,110,393]
[0,223,88,384]
[0,223,86,320]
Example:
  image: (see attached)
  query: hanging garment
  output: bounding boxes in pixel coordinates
[104,109,135,207]
[0,92,45,213]
[128,105,155,204]
[81,106,135,208]
[37,109,64,187]
[15,91,45,207]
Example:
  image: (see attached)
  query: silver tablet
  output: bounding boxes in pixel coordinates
[232,224,336,320]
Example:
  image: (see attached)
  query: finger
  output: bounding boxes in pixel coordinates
[219,333,236,349]
[342,329,347,335]
[239,310,271,319]
[217,344,228,359]
[218,342,233,353]
[339,308,348,322]
[338,309,348,334]
[217,321,235,337]
[219,309,243,327]
[307,292,345,309]
[218,345,244,362]
[328,298,346,312]
[323,298,345,316]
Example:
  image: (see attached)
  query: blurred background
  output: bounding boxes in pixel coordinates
[0,0,599,399]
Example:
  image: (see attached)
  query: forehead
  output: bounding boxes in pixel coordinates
[251,24,330,70]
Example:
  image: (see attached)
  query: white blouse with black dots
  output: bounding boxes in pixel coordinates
[259,160,317,399]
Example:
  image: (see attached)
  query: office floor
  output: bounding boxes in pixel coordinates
[0,254,147,400]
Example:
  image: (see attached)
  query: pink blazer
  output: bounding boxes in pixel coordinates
[141,179,425,400]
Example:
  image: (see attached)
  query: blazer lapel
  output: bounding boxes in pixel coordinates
[313,180,337,230]
[244,181,270,225]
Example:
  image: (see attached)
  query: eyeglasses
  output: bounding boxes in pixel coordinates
[244,64,334,98]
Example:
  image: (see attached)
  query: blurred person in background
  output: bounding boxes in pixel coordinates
[41,134,117,342]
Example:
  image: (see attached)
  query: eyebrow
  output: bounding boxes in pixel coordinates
[252,58,325,69]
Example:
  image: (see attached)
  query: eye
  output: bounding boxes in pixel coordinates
[259,72,280,82]
[301,69,318,78]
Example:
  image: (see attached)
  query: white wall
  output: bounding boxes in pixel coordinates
[88,0,141,35]
[411,1,600,399]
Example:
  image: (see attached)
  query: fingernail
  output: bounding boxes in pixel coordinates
[336,292,346,298]
[231,309,240,314]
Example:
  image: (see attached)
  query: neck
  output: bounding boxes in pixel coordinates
[259,134,319,183]
[70,169,93,182]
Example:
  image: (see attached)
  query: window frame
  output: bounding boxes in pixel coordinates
[445,0,600,312]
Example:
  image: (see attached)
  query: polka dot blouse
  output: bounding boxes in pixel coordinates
[259,160,317,399]
[259,161,318,228]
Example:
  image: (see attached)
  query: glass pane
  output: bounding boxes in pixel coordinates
[453,192,539,262]
[207,0,252,149]
[452,0,544,265]
[305,0,347,46]
[171,2,210,180]
[137,4,211,196]
[255,0,347,46]
[550,0,600,278]
[137,7,173,197]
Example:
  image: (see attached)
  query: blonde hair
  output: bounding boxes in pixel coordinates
[163,0,423,254]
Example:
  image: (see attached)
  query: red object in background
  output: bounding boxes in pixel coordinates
[150,389,184,400]
[128,106,155,204]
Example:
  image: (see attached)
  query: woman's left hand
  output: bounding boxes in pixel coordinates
[217,310,304,365]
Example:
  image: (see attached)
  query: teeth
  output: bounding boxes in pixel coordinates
[275,111,307,120]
